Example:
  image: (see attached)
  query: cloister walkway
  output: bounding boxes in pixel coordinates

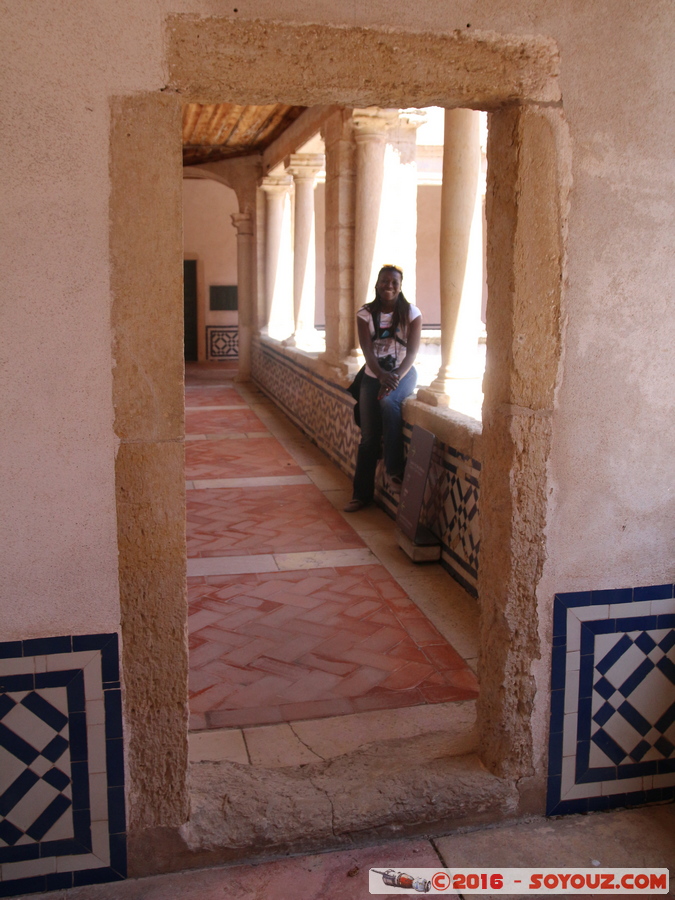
[184,362,480,764]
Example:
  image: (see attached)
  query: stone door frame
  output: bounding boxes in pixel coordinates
[110,16,568,847]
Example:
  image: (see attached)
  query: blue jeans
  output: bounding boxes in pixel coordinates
[352,367,417,503]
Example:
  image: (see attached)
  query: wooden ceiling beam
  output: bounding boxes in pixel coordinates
[261,105,344,175]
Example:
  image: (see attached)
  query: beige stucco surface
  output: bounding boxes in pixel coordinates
[183,178,239,356]
[2,1,672,633]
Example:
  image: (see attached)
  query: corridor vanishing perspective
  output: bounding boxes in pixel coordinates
[185,364,479,737]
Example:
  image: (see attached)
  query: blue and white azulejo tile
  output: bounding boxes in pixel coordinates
[0,634,125,896]
[547,584,675,815]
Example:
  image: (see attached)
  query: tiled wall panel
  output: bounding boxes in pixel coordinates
[547,584,675,815]
[252,342,480,595]
[207,326,238,359]
[0,634,126,896]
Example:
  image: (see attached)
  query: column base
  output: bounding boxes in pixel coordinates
[283,330,326,353]
[415,386,450,408]
[416,378,484,419]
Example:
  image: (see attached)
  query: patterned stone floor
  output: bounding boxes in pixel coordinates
[185,365,479,730]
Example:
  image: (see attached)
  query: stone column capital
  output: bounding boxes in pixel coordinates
[396,108,428,131]
[285,153,325,182]
[351,107,399,141]
[260,174,293,195]
[231,211,253,236]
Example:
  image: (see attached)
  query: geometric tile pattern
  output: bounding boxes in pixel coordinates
[417,433,480,596]
[207,325,238,359]
[186,485,365,557]
[251,340,481,596]
[0,634,125,895]
[188,565,479,729]
[251,340,360,473]
[547,584,675,816]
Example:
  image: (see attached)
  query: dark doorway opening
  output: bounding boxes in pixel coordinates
[183,259,198,361]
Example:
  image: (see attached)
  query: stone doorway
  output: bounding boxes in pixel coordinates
[110,17,567,873]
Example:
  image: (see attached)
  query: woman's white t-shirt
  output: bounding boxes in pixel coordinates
[357,304,422,377]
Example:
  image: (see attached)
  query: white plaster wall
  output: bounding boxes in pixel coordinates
[1,2,673,656]
[183,178,239,347]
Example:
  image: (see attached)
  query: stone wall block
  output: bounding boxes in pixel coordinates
[110,93,185,443]
[478,408,552,783]
[116,439,189,830]
[167,19,560,107]
[511,109,564,411]
[478,103,565,790]
[483,106,519,410]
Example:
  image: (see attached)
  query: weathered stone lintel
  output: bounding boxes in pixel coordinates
[167,18,560,108]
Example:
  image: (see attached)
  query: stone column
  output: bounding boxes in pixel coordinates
[418,108,483,409]
[352,108,426,351]
[352,108,399,347]
[379,109,426,306]
[260,174,294,340]
[285,152,325,349]
[321,109,355,367]
[231,211,254,380]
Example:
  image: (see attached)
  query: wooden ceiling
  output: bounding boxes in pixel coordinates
[182,102,307,166]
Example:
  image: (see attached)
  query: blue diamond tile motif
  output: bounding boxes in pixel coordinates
[0,634,126,893]
[547,586,675,815]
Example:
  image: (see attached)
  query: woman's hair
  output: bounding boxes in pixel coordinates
[366,264,411,333]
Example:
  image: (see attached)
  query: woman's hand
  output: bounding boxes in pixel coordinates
[378,369,400,396]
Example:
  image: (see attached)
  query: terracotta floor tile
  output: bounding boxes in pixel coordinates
[194,626,252,649]
[188,668,218,695]
[185,437,303,480]
[331,665,390,697]
[202,660,267,686]
[340,647,408,673]
[185,386,478,731]
[184,388,243,408]
[420,683,478,703]
[265,633,328,662]
[187,608,224,633]
[186,408,265,434]
[224,637,278,667]
[187,486,363,557]
[297,653,358,677]
[422,642,469,671]
[379,661,437,691]
[190,682,238,713]
[190,712,207,730]
[190,641,234,669]
[251,656,311,680]
[358,625,408,653]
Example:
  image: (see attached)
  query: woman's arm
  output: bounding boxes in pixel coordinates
[357,315,399,391]
[393,314,422,380]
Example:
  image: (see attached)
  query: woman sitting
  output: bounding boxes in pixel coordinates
[344,264,422,512]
